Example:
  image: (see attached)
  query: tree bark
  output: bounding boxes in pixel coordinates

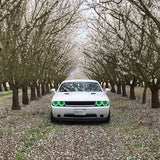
[117,84,121,94]
[110,83,116,93]
[36,83,42,98]
[101,82,104,89]
[41,82,46,96]
[50,82,53,89]
[142,85,147,104]
[22,84,29,105]
[0,84,2,92]
[122,84,127,97]
[54,83,58,90]
[9,83,12,90]
[46,83,50,94]
[150,86,160,108]
[11,84,21,110]
[130,85,136,100]
[30,84,37,100]
[105,82,109,88]
[3,82,8,91]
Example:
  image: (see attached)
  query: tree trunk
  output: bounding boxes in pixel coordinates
[50,82,53,89]
[100,82,102,87]
[142,85,147,104]
[105,82,109,88]
[11,84,21,110]
[54,83,58,90]
[9,83,12,90]
[0,84,2,92]
[36,83,42,98]
[122,84,127,97]
[103,82,106,89]
[110,83,116,93]
[117,84,121,94]
[22,84,29,105]
[30,84,37,100]
[150,87,159,108]
[130,85,136,100]
[3,82,8,91]
[41,82,46,96]
[46,83,50,94]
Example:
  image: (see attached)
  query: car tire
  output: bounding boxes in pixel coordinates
[51,110,56,123]
[104,111,110,123]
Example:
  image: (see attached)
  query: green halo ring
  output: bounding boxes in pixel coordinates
[95,101,109,106]
[95,101,103,106]
[52,101,65,107]
[59,101,65,107]
[103,101,109,106]
[52,101,58,106]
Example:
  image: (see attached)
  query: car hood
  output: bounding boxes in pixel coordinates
[52,92,109,101]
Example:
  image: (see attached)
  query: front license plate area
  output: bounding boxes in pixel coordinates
[74,109,86,116]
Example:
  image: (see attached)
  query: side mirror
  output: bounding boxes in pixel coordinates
[51,88,56,93]
[105,88,110,93]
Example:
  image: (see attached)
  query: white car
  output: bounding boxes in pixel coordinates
[50,79,110,122]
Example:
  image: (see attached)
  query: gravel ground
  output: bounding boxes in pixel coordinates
[0,93,160,160]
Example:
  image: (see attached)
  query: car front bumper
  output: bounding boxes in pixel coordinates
[51,106,110,121]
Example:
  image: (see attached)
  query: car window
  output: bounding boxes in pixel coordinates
[59,82,102,92]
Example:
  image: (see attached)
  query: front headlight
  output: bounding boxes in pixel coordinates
[52,101,65,107]
[95,101,109,106]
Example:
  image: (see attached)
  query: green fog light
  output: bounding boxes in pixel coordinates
[52,101,58,106]
[52,101,65,107]
[103,101,109,106]
[59,101,65,107]
[95,101,103,106]
[95,101,100,106]
[95,101,109,106]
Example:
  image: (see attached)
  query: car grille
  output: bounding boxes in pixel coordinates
[65,101,95,106]
[64,114,97,117]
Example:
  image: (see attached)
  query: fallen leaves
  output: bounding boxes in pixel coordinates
[0,93,160,159]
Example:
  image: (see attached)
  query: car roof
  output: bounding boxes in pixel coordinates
[61,79,99,83]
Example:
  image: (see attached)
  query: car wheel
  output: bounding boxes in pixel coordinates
[51,110,56,123]
[104,111,110,123]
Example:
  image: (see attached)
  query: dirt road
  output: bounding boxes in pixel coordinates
[0,93,160,160]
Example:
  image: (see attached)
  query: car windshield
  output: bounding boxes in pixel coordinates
[59,82,102,92]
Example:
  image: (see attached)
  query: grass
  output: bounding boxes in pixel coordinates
[116,119,160,159]
[19,148,30,154]
[123,124,132,133]
[0,92,12,97]
[19,125,49,148]
[39,111,50,120]
[0,129,3,138]
[14,154,26,160]
[125,155,133,160]
[17,124,56,159]
[5,97,12,100]
[114,115,124,124]
[28,128,41,136]
[19,137,35,147]
[153,137,160,146]
[155,154,160,159]
[131,141,143,148]
[7,120,16,125]
[30,135,43,141]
